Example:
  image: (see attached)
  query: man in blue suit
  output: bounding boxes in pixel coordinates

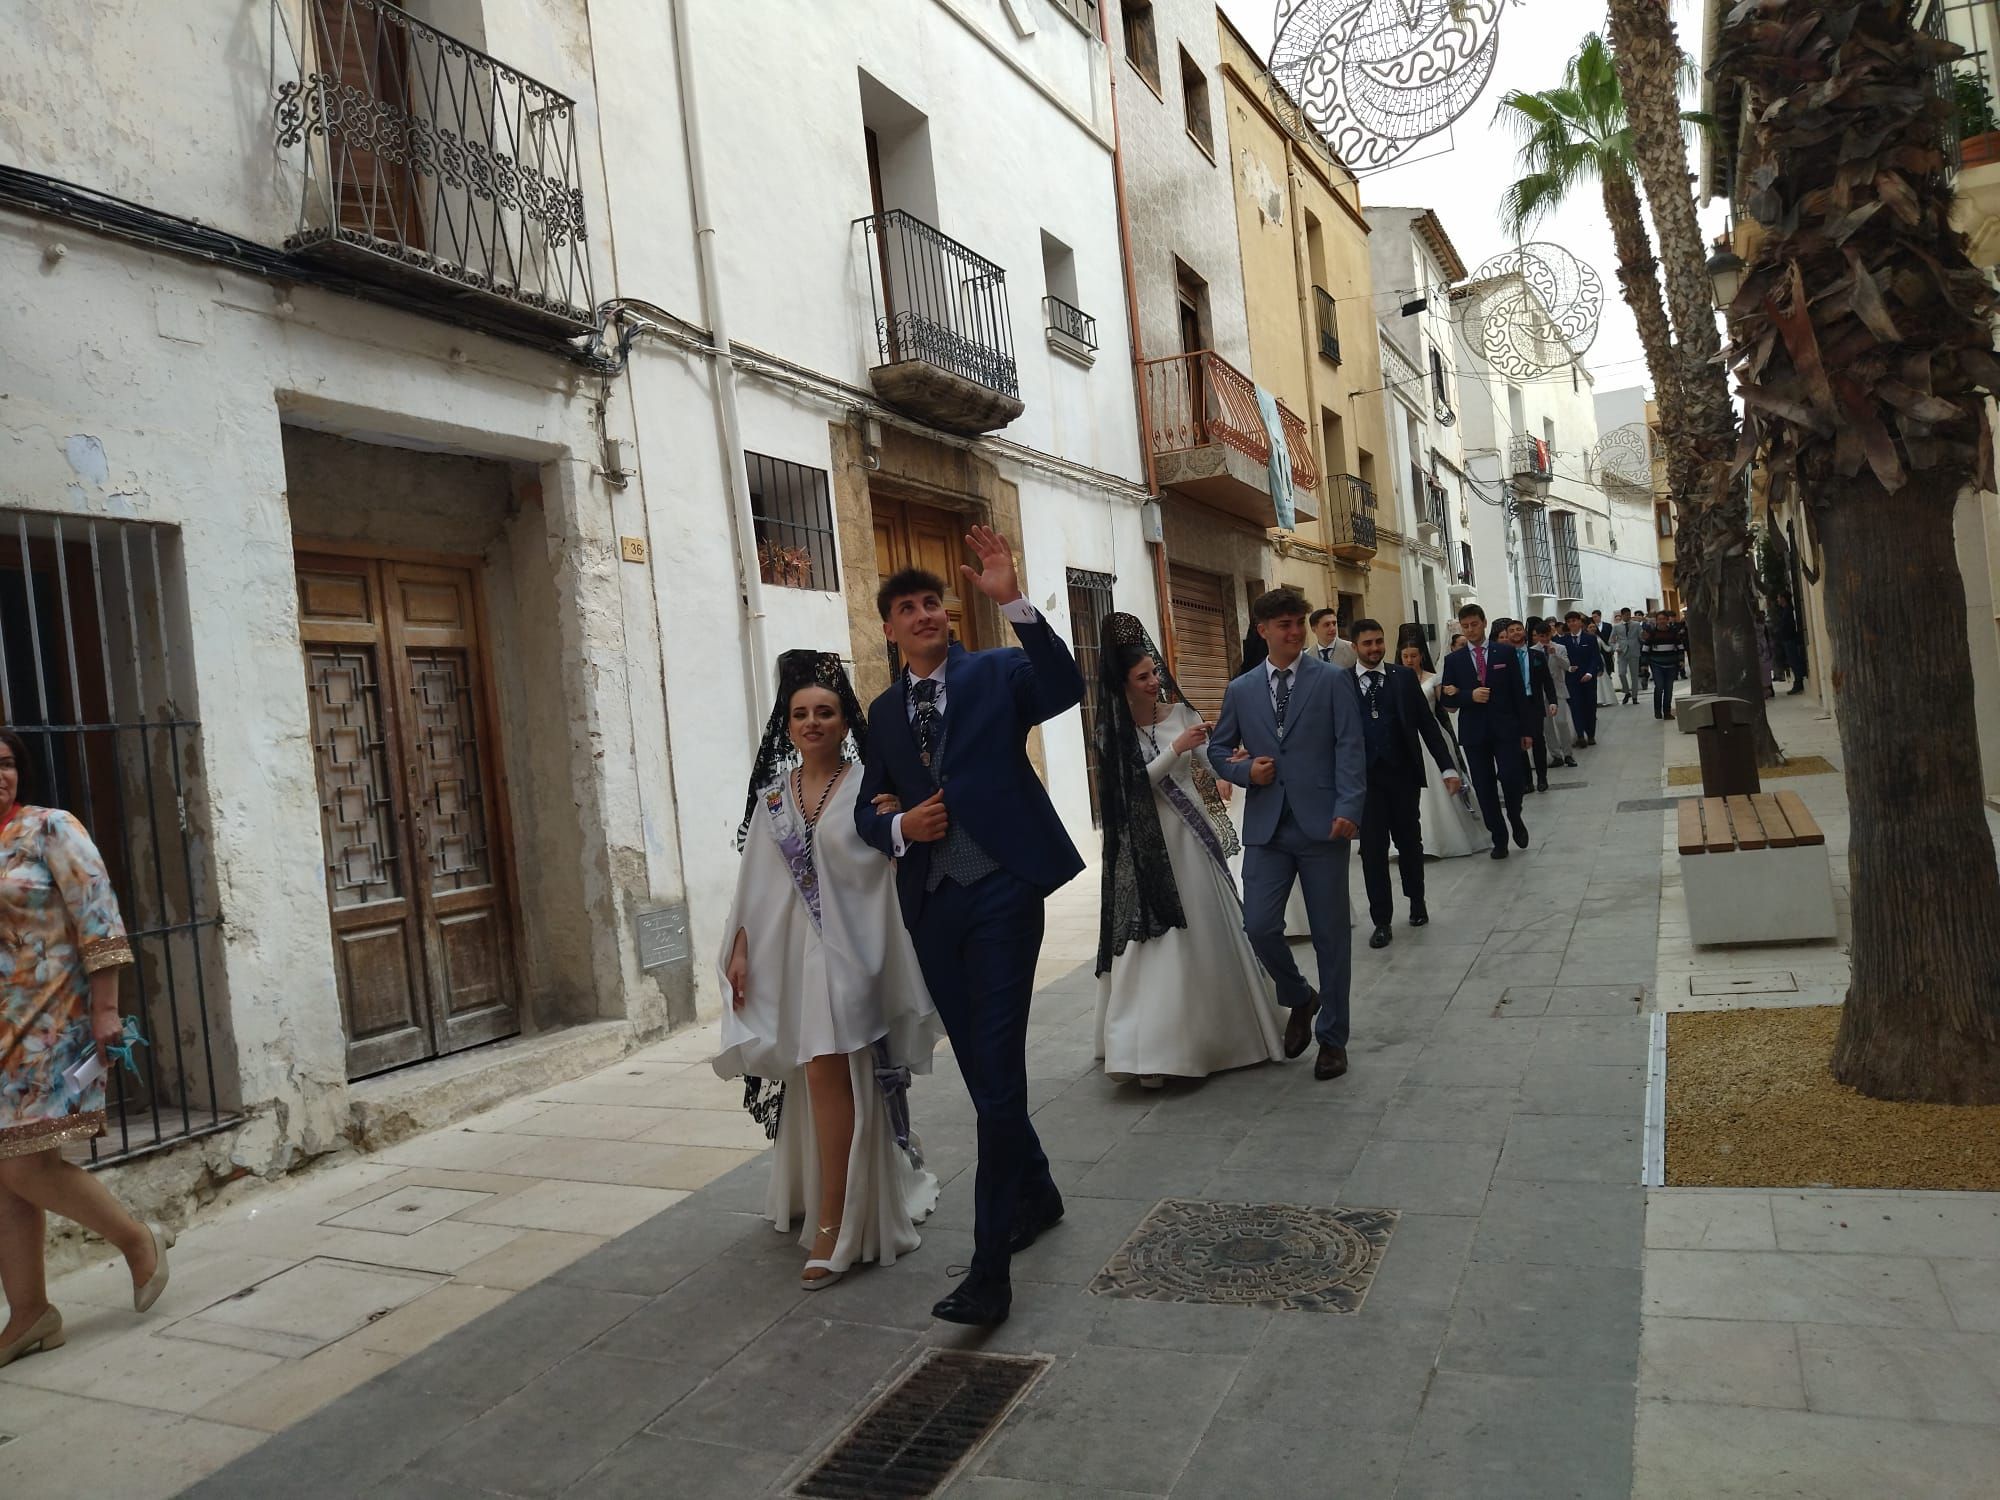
[855,526,1084,1328]
[1558,610,1606,746]
[1207,588,1367,1082]
[1440,603,1538,859]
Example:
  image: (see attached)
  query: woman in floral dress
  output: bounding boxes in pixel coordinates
[0,728,171,1367]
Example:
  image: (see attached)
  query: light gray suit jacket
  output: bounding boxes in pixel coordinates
[1207,652,1367,846]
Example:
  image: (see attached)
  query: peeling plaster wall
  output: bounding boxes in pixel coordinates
[0,218,684,1177]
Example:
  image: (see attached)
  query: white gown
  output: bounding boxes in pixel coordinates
[1412,673,1487,860]
[1098,703,1286,1081]
[712,770,941,1271]
[1546,643,1578,754]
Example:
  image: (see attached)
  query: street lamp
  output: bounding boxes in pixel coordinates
[1707,242,1746,311]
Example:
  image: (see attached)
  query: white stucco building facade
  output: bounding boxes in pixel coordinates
[0,0,1149,1206]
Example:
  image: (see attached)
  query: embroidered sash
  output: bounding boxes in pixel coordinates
[762,786,821,931]
[1159,774,1235,890]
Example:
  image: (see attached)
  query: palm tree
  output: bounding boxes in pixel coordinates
[1605,0,1779,763]
[1720,0,2000,1102]
[1494,36,1689,551]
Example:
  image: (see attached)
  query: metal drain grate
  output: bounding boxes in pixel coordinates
[793,1349,1049,1498]
[1616,796,1679,813]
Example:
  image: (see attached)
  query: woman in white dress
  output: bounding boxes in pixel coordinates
[1542,627,1580,765]
[1093,615,1285,1087]
[1398,641,1486,860]
[715,651,941,1288]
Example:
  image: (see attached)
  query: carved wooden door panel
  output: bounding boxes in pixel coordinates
[297,553,518,1079]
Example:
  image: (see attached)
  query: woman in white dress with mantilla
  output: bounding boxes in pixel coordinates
[1399,640,1487,860]
[715,651,940,1288]
[1093,615,1284,1086]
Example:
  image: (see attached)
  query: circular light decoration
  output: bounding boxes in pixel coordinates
[1593,423,1651,490]
[1269,0,1509,175]
[1466,243,1604,378]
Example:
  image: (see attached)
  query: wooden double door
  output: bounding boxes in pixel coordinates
[297,552,519,1079]
[871,494,981,653]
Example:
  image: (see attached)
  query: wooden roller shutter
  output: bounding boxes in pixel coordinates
[1168,563,1232,722]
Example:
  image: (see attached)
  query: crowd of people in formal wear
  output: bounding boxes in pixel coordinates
[0,522,1780,1361]
[679,523,1722,1330]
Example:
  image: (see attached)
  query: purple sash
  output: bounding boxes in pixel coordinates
[1159,775,1235,891]
[762,786,821,930]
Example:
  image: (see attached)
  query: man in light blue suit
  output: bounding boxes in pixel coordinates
[1208,588,1367,1081]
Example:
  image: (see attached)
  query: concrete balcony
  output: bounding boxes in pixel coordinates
[1142,351,1316,529]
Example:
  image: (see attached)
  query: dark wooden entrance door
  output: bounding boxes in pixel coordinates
[296,552,519,1079]
[871,494,981,652]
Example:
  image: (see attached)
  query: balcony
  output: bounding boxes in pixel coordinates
[1510,433,1554,496]
[1325,473,1378,562]
[1140,351,1317,529]
[1451,541,1478,601]
[272,0,595,337]
[1416,473,1451,544]
[1043,295,1098,366]
[858,210,1022,435]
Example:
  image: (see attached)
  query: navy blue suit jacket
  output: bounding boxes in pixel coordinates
[855,613,1086,925]
[1440,642,1540,748]
[1558,631,1605,683]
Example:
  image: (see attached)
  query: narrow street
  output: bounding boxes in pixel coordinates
[94,711,1665,1500]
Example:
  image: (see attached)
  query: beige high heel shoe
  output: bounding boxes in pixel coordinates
[133,1221,174,1313]
[0,1306,64,1368]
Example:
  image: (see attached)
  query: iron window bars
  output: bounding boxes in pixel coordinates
[1552,510,1583,598]
[1458,540,1476,586]
[0,514,230,1166]
[272,0,595,336]
[1043,295,1099,352]
[1314,286,1340,362]
[745,453,839,591]
[1523,506,1557,595]
[858,209,1021,399]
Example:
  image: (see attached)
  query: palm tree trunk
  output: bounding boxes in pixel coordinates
[1606,0,1780,762]
[1599,168,1693,523]
[1822,484,2000,1102]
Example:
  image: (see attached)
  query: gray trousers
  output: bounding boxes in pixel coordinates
[1241,803,1353,1049]
[1616,652,1641,701]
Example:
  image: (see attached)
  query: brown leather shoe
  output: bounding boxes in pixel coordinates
[1314,1045,1348,1081]
[1283,989,1320,1059]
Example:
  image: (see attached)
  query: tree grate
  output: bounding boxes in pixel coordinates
[792,1350,1049,1498]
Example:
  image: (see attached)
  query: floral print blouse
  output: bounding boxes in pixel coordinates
[0,806,133,1156]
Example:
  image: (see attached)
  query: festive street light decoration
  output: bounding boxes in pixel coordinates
[1464,243,1604,378]
[1269,0,1510,175]
[1593,423,1652,490]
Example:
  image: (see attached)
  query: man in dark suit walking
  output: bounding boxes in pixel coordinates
[1350,620,1461,949]
[1558,610,1606,746]
[856,527,1084,1328]
[1440,603,1539,859]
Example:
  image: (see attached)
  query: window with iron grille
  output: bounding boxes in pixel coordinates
[1551,510,1582,597]
[746,453,838,590]
[1523,507,1556,595]
[1458,540,1475,586]
[1314,286,1340,362]
[1066,569,1115,826]
[0,513,231,1166]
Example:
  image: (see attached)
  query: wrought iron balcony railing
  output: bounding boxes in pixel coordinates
[1140,351,1317,493]
[859,209,1019,400]
[1510,432,1554,485]
[1326,505,1378,552]
[272,0,594,336]
[1044,295,1099,352]
[1458,541,1476,587]
[1327,472,1377,515]
[1314,285,1340,362]
[1425,478,1453,543]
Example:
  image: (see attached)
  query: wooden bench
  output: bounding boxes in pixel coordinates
[1676,791,1837,945]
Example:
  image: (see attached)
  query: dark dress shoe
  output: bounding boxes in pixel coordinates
[1536,778,1550,793]
[1368,925,1392,949]
[1490,844,1509,860]
[1409,905,1429,927]
[1313,1045,1349,1081]
[1510,815,1530,849]
[933,1278,1011,1326]
[1283,990,1320,1059]
[1008,1194,1065,1255]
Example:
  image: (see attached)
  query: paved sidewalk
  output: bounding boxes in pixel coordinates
[8,712,1668,1499]
[1636,692,2000,1499]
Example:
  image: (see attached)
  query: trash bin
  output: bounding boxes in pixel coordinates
[1684,696,1760,797]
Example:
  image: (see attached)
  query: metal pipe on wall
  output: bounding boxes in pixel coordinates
[668,0,770,743]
